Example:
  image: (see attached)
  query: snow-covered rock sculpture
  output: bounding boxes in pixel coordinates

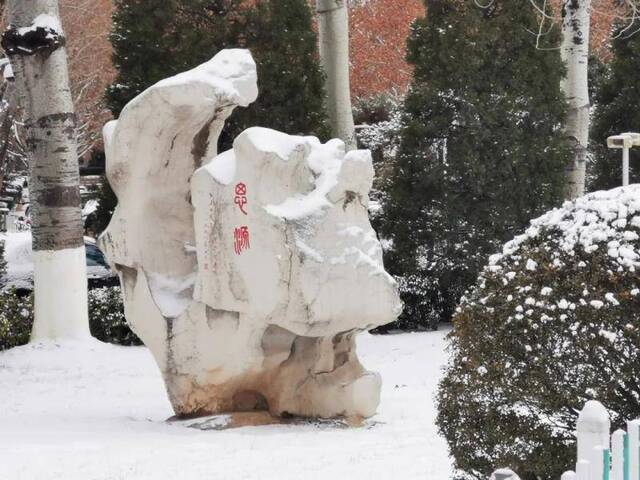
[99,49,401,420]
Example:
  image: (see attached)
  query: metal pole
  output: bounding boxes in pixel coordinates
[623,147,630,186]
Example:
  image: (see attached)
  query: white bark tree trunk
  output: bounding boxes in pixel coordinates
[2,0,89,340]
[0,73,17,186]
[561,0,591,200]
[317,0,356,151]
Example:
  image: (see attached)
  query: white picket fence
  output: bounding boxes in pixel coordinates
[492,401,640,480]
[561,401,640,480]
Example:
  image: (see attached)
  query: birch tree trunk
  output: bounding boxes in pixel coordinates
[561,0,591,200]
[317,0,356,151]
[2,0,89,340]
[0,74,17,187]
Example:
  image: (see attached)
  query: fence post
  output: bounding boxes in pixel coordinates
[604,446,611,480]
[629,420,640,480]
[578,402,611,464]
[612,430,625,480]
[589,445,607,480]
[577,459,591,480]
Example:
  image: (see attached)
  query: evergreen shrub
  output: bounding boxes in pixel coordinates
[437,186,640,480]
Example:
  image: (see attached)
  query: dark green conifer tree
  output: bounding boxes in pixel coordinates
[107,0,186,116]
[90,175,118,237]
[107,0,328,149]
[590,21,640,191]
[225,0,329,144]
[379,0,570,329]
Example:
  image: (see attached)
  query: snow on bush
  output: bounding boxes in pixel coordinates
[356,107,403,162]
[0,290,33,350]
[87,286,140,346]
[354,94,403,169]
[437,186,640,480]
[0,286,139,350]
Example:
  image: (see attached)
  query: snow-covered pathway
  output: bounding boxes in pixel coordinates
[0,330,453,479]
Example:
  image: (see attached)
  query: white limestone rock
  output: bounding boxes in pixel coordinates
[100,49,402,420]
[192,128,399,336]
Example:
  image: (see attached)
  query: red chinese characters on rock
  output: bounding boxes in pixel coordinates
[234,182,248,215]
[234,226,250,255]
[233,182,250,255]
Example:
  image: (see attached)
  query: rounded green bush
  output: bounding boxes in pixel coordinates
[437,186,640,480]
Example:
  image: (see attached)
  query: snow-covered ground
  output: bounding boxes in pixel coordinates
[0,330,453,479]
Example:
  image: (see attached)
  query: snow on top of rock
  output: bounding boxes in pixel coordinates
[206,149,236,185]
[146,272,196,319]
[338,226,366,237]
[205,128,317,186]
[295,238,324,263]
[244,127,314,161]
[489,185,640,270]
[205,127,374,222]
[154,49,258,108]
[263,137,346,221]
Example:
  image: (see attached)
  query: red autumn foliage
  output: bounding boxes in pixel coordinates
[348,0,424,99]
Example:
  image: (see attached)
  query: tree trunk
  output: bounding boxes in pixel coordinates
[2,0,89,340]
[0,76,17,188]
[561,0,591,200]
[317,0,356,151]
